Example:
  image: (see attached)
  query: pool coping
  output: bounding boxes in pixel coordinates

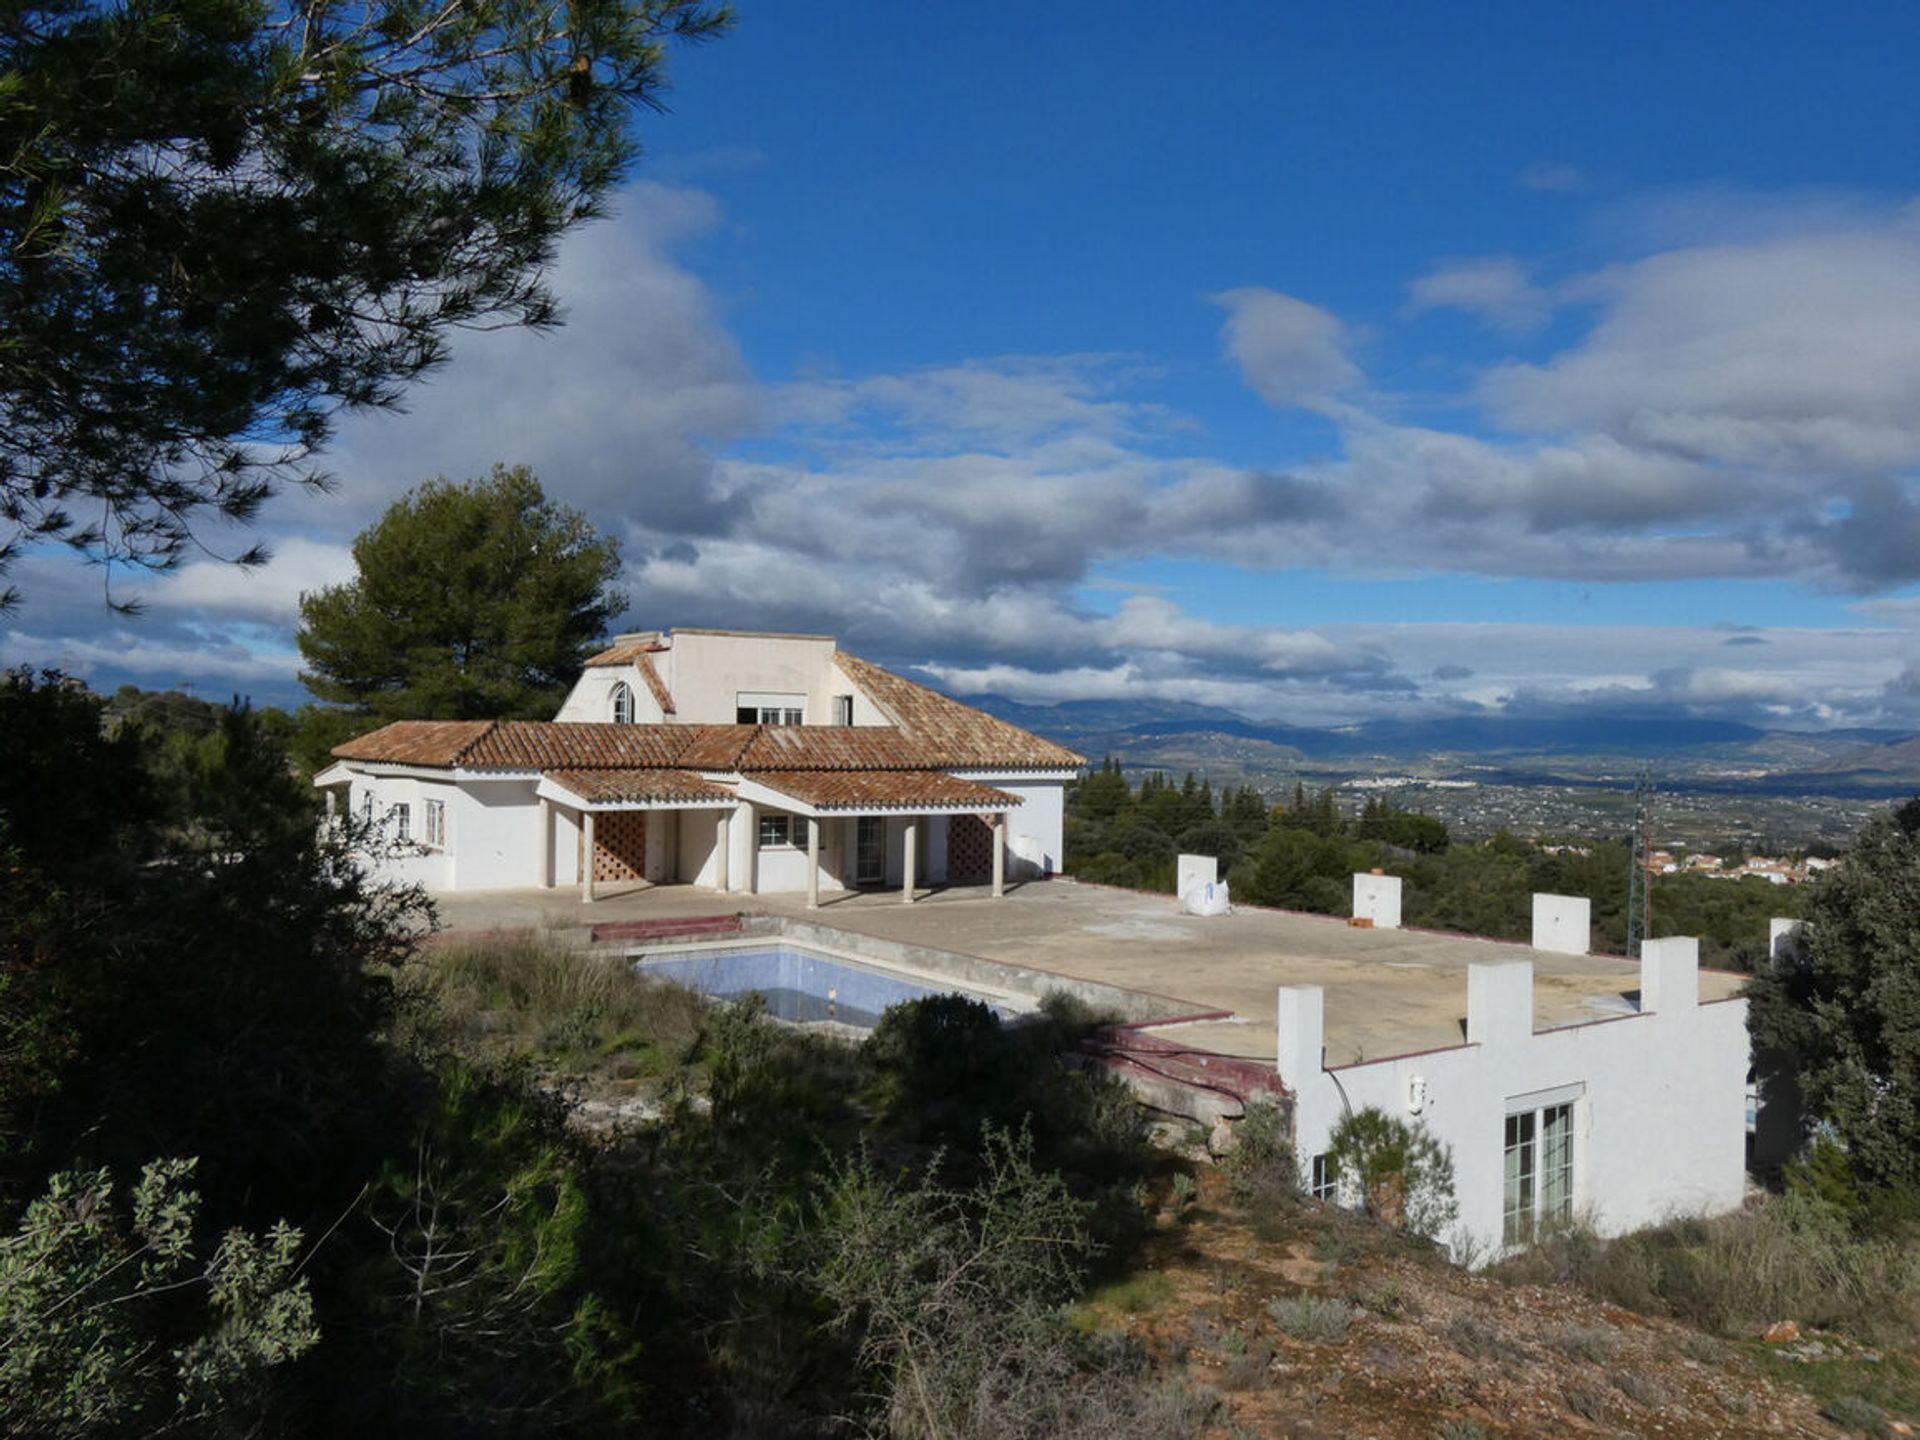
[623,932,1041,1017]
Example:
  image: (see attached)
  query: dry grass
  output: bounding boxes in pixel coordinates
[409,930,708,1075]
[1495,1192,1920,1345]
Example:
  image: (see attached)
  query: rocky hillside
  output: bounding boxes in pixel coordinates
[1078,1170,1909,1439]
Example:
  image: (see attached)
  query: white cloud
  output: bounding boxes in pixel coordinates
[1209,288,1362,409]
[1482,226,1920,474]
[141,537,357,624]
[1406,255,1555,331]
[315,181,758,538]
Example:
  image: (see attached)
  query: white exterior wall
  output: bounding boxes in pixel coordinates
[954,773,1069,876]
[554,664,667,724]
[1280,938,1749,1261]
[661,631,844,723]
[451,779,542,889]
[677,809,721,886]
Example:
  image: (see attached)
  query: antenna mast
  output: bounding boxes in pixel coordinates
[1625,770,1656,957]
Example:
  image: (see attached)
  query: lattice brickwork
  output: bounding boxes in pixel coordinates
[590,811,648,884]
[947,814,995,882]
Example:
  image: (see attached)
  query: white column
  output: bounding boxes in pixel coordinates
[715,809,731,892]
[902,816,918,904]
[539,797,554,888]
[324,789,337,823]
[991,812,1006,898]
[581,810,597,904]
[744,805,759,895]
[806,814,821,909]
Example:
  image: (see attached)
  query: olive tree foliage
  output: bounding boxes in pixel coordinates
[0,0,729,608]
[296,464,624,721]
[0,1157,317,1437]
[1751,798,1920,1196]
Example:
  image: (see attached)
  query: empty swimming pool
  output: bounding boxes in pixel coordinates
[636,943,1015,1029]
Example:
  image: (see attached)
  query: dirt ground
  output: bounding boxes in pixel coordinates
[1078,1170,1886,1440]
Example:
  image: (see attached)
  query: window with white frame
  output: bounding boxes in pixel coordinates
[1503,1100,1575,1245]
[736,692,805,725]
[757,814,810,849]
[1309,1153,1340,1202]
[832,694,854,726]
[611,681,635,724]
[423,798,447,849]
[391,802,412,844]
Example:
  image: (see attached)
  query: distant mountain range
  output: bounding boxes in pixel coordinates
[962,694,1918,781]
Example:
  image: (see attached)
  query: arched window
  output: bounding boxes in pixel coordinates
[611,681,635,724]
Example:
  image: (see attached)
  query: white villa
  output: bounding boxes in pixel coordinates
[315,628,1082,904]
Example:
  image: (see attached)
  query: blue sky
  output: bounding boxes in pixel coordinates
[11,1,1920,730]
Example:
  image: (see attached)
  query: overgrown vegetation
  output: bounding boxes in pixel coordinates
[1,671,1199,1434]
[1496,1192,1920,1346]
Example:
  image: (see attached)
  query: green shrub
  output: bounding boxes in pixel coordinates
[1549,1323,1617,1364]
[1610,1368,1668,1407]
[1222,1097,1296,1207]
[1446,1313,1527,1367]
[1563,1385,1606,1420]
[1824,1395,1890,1438]
[1265,1292,1356,1343]
[1325,1107,1459,1240]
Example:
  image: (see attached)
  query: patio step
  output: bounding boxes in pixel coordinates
[588,914,743,946]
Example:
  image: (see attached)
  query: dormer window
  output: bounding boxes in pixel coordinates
[611,681,635,725]
[833,694,854,726]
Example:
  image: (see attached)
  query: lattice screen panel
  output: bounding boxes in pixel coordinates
[946,814,995,882]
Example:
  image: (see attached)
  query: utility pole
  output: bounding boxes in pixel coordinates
[1625,770,1656,957]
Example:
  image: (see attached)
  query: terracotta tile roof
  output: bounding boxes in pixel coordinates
[330,720,497,766]
[332,656,1079,778]
[749,769,1020,812]
[635,653,675,715]
[672,724,763,770]
[736,724,926,771]
[834,653,1083,769]
[583,639,665,668]
[461,721,710,770]
[333,721,754,771]
[542,768,734,805]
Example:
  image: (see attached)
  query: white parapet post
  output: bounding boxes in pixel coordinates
[581,810,597,905]
[902,816,919,904]
[1351,871,1402,929]
[1277,985,1326,1087]
[1769,917,1805,963]
[1640,936,1700,1014]
[715,808,731,893]
[1467,961,1533,1046]
[539,796,554,888]
[991,813,1006,898]
[1178,853,1218,898]
[1531,893,1591,954]
[806,815,821,910]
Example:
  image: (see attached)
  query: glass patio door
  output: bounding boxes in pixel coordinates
[855,817,885,885]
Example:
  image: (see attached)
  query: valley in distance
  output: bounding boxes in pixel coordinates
[973,694,1920,856]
